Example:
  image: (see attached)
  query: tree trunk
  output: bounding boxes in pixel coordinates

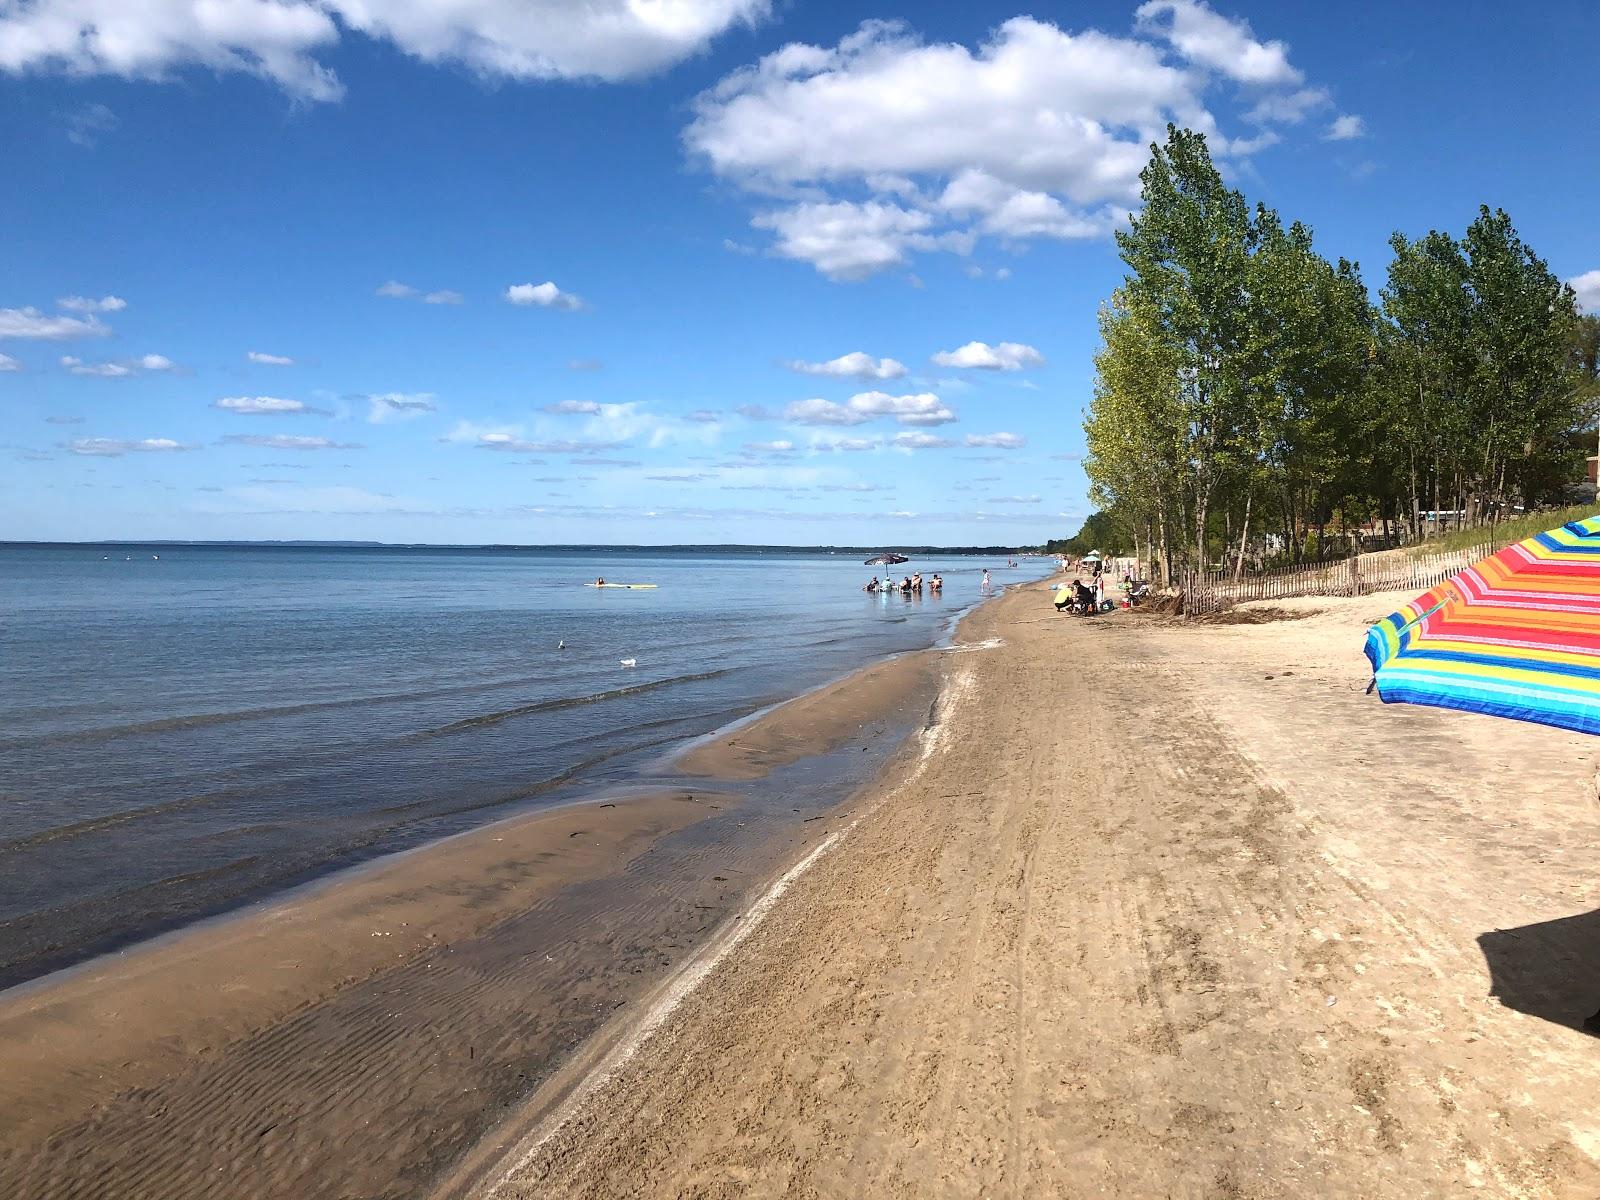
[1232,487,1253,582]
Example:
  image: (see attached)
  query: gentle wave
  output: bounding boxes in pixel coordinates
[0,668,631,752]
[403,669,735,741]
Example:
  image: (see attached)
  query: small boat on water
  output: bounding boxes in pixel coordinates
[586,582,658,589]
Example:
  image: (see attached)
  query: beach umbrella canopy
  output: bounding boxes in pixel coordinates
[1365,515,1600,734]
[864,552,909,566]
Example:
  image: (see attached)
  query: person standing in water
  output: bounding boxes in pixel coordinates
[981,569,991,590]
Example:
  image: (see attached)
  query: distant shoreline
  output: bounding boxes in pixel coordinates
[2,539,1040,553]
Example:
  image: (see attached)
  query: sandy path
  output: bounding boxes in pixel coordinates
[486,585,1600,1198]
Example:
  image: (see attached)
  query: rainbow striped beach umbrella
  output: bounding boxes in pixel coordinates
[1365,516,1600,734]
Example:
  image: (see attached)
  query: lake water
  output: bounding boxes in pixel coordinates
[0,543,1051,987]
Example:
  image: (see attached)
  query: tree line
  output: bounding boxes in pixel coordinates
[1081,126,1600,583]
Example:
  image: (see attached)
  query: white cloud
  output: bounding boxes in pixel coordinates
[892,431,956,449]
[1133,0,1301,85]
[61,355,131,377]
[688,11,1329,277]
[66,436,190,456]
[1323,114,1366,141]
[542,399,602,414]
[0,307,109,339]
[931,341,1045,370]
[60,352,176,376]
[786,351,907,380]
[784,390,954,427]
[1246,87,1328,124]
[472,433,625,454]
[221,434,362,450]
[938,169,1121,240]
[379,281,466,305]
[0,353,21,371]
[0,1,769,101]
[57,294,126,314]
[248,351,295,365]
[506,281,585,310]
[366,392,437,422]
[64,102,118,146]
[744,439,796,453]
[965,432,1027,448]
[809,435,881,452]
[214,396,314,415]
[753,201,948,281]
[1573,270,1600,313]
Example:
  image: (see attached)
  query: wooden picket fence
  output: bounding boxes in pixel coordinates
[1182,542,1500,617]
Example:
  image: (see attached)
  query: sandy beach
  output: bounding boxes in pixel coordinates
[461,582,1600,1199]
[8,579,1600,1198]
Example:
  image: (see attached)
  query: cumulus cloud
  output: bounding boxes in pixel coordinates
[786,351,907,380]
[965,432,1027,448]
[1134,0,1300,85]
[376,280,418,299]
[783,391,954,427]
[744,439,797,453]
[139,353,176,371]
[214,396,317,415]
[1572,270,1600,313]
[931,341,1045,370]
[688,10,1330,277]
[221,434,362,450]
[57,294,126,314]
[505,281,584,310]
[248,351,294,365]
[542,399,602,414]
[0,307,109,339]
[0,0,770,101]
[1323,114,1366,141]
[66,436,190,456]
[0,353,20,371]
[366,392,437,422]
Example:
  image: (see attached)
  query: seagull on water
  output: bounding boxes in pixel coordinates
[619,657,637,668]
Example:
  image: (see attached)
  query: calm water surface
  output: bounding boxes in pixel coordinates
[0,544,1050,986]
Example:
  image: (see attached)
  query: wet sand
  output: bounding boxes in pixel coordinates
[479,584,1600,1198]
[0,651,942,1199]
[676,652,938,780]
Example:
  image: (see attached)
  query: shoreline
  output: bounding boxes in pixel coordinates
[0,593,982,1199]
[473,581,1600,1198]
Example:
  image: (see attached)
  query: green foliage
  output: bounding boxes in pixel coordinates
[1403,503,1600,556]
[1047,511,1131,557]
[1078,130,1589,575]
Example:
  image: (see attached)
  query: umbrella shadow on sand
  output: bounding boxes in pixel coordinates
[1478,909,1600,1036]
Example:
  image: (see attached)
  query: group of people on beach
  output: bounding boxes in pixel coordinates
[865,572,941,595]
[1054,556,1112,616]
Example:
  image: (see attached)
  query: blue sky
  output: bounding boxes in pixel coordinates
[2,0,1596,546]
